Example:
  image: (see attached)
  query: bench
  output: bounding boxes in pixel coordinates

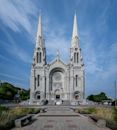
[90,115,106,128]
[15,115,32,127]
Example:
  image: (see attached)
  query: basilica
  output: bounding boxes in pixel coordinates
[30,14,85,105]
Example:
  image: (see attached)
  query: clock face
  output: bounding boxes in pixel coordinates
[53,72,61,81]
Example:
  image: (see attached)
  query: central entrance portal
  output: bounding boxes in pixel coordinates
[49,68,65,100]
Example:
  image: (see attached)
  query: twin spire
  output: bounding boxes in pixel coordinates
[72,13,79,39]
[36,14,44,48]
[36,13,79,48]
[37,15,43,37]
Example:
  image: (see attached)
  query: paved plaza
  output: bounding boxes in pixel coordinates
[13,106,111,130]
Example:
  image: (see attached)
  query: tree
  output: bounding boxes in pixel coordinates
[0,82,29,100]
[19,89,30,100]
[87,92,108,102]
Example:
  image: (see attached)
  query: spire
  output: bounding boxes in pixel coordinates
[36,14,44,48]
[37,15,43,37]
[72,13,78,38]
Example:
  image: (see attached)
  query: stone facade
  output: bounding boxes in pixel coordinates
[30,14,85,104]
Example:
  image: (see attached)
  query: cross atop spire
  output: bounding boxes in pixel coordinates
[72,13,78,39]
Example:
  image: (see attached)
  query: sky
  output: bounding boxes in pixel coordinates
[0,0,117,98]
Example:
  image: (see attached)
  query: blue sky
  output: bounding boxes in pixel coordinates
[0,0,117,97]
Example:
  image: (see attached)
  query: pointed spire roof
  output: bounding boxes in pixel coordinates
[37,15,43,37]
[36,14,44,48]
[72,13,78,38]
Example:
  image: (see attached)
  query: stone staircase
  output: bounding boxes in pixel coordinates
[62,100,70,105]
[48,100,55,105]
[48,100,70,106]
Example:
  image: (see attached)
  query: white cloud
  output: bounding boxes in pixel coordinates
[9,46,32,64]
[80,29,103,74]
[0,0,38,33]
[0,72,26,82]
[46,29,70,63]
[42,17,71,63]
[0,54,13,62]
[0,28,32,63]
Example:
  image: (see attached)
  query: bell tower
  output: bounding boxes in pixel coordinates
[30,14,46,103]
[70,13,85,101]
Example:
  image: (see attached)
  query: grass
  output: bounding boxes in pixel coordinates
[75,107,117,130]
[93,107,113,120]
[74,107,97,114]
[0,105,40,130]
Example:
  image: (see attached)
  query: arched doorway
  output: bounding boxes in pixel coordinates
[74,91,80,100]
[55,89,60,100]
[35,91,41,100]
[49,68,65,100]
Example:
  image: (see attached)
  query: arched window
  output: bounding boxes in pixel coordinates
[77,53,79,63]
[74,53,76,63]
[34,77,36,90]
[37,75,40,86]
[36,52,39,63]
[39,52,41,63]
[76,75,78,87]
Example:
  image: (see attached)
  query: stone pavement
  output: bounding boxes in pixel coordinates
[12,106,111,130]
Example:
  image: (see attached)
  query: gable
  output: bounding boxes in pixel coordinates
[49,59,67,71]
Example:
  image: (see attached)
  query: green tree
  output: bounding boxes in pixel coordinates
[87,92,108,102]
[20,89,30,100]
[0,82,29,100]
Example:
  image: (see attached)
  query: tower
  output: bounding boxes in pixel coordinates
[30,15,46,103]
[70,13,85,101]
